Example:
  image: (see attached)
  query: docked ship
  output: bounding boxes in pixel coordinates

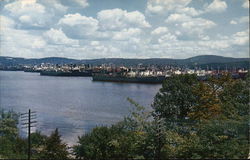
[40,70,92,77]
[24,68,42,73]
[92,74,166,84]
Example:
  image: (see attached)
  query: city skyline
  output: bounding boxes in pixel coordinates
[0,0,249,59]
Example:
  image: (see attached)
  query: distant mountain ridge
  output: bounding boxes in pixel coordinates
[0,55,249,69]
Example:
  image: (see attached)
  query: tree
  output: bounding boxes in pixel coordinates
[152,74,198,121]
[153,74,249,159]
[74,124,146,159]
[188,81,222,120]
[74,98,152,159]
[40,128,68,159]
[74,74,249,159]
[0,109,19,138]
[0,109,27,159]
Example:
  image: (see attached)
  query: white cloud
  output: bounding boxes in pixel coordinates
[97,8,150,30]
[73,0,89,8]
[176,7,202,16]
[4,0,47,27]
[212,29,249,48]
[90,41,100,46]
[230,20,237,25]
[205,0,227,13]
[242,0,249,8]
[0,21,47,57]
[58,13,99,39]
[0,15,16,30]
[231,29,249,45]
[165,13,191,23]
[239,16,249,23]
[151,27,169,35]
[0,0,248,59]
[19,15,32,24]
[38,0,68,13]
[3,0,68,29]
[4,0,45,16]
[43,28,79,46]
[112,28,141,41]
[32,38,47,49]
[230,16,249,25]
[166,13,216,36]
[181,18,216,33]
[146,0,192,15]
[198,40,230,50]
[158,33,177,43]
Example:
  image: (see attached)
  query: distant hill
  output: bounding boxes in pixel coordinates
[184,55,248,64]
[0,57,78,66]
[0,55,249,69]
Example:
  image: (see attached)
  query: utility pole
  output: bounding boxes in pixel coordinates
[21,109,37,160]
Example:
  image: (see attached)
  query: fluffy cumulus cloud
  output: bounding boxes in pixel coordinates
[242,0,249,8]
[146,0,192,14]
[73,0,89,8]
[0,0,249,59]
[43,28,79,46]
[58,13,99,39]
[0,15,16,29]
[230,20,237,25]
[229,16,249,25]
[0,16,47,57]
[97,9,150,30]
[165,13,216,37]
[112,28,142,41]
[181,18,216,32]
[231,29,249,46]
[3,0,68,29]
[151,27,169,35]
[205,0,227,13]
[3,0,47,28]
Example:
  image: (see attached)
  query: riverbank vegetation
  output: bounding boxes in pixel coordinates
[1,73,249,159]
[0,110,68,159]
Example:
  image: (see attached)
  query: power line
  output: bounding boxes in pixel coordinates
[20,109,37,160]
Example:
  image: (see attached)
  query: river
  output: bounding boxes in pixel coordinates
[0,71,161,145]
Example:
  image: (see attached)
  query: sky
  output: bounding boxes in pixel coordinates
[0,0,249,59]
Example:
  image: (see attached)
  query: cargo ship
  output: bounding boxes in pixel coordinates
[24,68,41,73]
[92,74,166,84]
[40,70,92,77]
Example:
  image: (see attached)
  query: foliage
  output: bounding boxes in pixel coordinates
[74,74,249,159]
[0,110,68,159]
[0,109,19,138]
[1,73,249,159]
[0,109,27,159]
[152,74,199,121]
[74,124,146,159]
[40,128,69,159]
[152,74,249,158]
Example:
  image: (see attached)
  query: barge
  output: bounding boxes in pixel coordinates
[92,74,166,84]
[40,70,92,77]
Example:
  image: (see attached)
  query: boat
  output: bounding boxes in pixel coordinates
[40,70,92,77]
[24,68,41,73]
[92,74,166,84]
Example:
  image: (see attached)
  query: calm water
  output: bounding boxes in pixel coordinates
[0,71,161,145]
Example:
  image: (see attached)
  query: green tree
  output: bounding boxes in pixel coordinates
[188,81,222,120]
[40,128,68,159]
[30,131,48,158]
[74,74,249,159]
[0,109,19,138]
[153,74,249,159]
[0,109,27,159]
[152,74,198,121]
